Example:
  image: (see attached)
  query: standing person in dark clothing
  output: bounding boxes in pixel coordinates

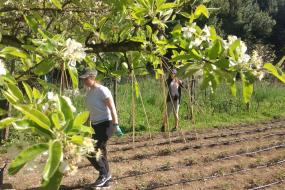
[80,69,121,187]
[161,69,183,132]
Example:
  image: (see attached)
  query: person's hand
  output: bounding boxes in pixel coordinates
[113,124,123,137]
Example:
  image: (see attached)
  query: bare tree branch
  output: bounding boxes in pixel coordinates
[86,41,142,53]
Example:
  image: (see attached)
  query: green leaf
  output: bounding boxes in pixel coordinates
[77,125,94,134]
[33,87,41,100]
[6,83,24,102]
[208,39,223,60]
[51,0,62,9]
[263,63,285,83]
[59,96,74,122]
[74,111,89,127]
[241,72,254,103]
[70,135,84,145]
[158,3,177,10]
[171,24,181,36]
[0,47,28,59]
[179,63,202,77]
[2,74,17,84]
[216,58,230,69]
[33,59,56,76]
[0,117,17,129]
[22,82,33,103]
[13,105,51,130]
[8,143,49,175]
[12,119,34,130]
[276,56,285,68]
[229,40,240,61]
[146,25,152,39]
[209,26,217,41]
[2,90,18,104]
[179,12,192,19]
[67,66,78,89]
[33,12,47,29]
[24,15,38,32]
[43,140,62,182]
[41,168,63,190]
[51,113,62,130]
[194,4,209,18]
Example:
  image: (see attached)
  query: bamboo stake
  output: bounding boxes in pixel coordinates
[131,69,136,147]
[161,71,171,144]
[60,63,65,95]
[134,74,152,140]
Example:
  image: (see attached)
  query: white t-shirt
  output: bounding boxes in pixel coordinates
[170,80,179,96]
[85,84,113,123]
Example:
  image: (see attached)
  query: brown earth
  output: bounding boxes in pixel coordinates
[1,119,285,190]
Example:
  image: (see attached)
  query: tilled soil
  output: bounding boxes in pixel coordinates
[1,119,285,190]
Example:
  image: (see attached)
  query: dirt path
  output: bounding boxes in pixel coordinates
[1,119,285,190]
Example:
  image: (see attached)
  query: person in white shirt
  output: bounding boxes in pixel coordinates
[161,69,183,132]
[80,69,120,187]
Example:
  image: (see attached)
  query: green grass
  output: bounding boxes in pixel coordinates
[72,79,285,134]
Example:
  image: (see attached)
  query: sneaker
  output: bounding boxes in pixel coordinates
[94,174,112,187]
[160,126,165,132]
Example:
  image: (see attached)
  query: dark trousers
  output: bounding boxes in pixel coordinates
[87,120,114,176]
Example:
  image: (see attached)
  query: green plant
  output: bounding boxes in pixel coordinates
[0,83,95,190]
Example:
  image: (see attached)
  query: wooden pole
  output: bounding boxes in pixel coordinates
[113,62,118,107]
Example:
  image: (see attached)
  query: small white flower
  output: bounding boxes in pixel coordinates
[82,138,95,154]
[62,96,76,112]
[229,59,237,67]
[258,72,265,81]
[193,37,203,47]
[239,54,251,64]
[59,161,71,174]
[203,25,211,37]
[47,92,54,100]
[68,60,76,67]
[238,41,247,54]
[0,59,7,75]
[182,23,196,39]
[63,38,86,64]
[42,103,49,112]
[227,35,238,44]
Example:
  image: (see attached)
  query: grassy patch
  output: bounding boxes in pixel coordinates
[73,79,285,134]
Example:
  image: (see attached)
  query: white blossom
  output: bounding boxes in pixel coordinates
[47,92,55,100]
[92,56,97,62]
[68,60,76,67]
[203,25,211,37]
[81,138,95,154]
[193,37,203,47]
[227,35,238,44]
[42,103,49,112]
[62,96,76,112]
[182,23,196,39]
[59,161,71,174]
[63,38,86,64]
[0,59,7,75]
[258,72,265,81]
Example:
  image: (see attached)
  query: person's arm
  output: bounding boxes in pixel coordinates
[105,97,119,125]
